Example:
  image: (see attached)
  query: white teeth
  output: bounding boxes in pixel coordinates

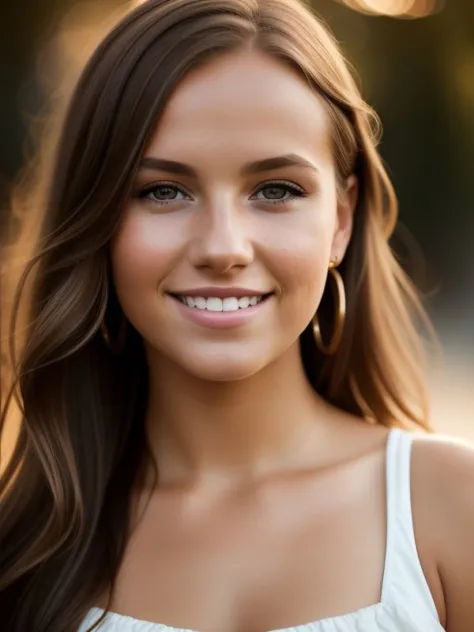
[179,295,267,312]
[223,297,239,311]
[206,297,222,312]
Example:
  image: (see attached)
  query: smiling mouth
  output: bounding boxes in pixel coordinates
[168,293,273,312]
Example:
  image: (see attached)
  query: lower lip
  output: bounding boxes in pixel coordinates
[169,295,273,329]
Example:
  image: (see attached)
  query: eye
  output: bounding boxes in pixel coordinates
[252,181,308,205]
[137,182,191,205]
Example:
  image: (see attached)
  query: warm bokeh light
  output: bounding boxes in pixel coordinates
[360,0,415,16]
[32,3,128,95]
[337,0,445,18]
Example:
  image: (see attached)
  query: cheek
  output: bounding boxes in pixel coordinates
[263,207,335,319]
[110,212,177,314]
[277,244,330,331]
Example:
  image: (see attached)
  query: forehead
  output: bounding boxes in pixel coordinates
[145,50,333,168]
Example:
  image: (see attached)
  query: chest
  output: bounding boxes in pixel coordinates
[107,455,387,631]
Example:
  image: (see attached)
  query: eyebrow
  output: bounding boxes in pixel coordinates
[138,153,319,177]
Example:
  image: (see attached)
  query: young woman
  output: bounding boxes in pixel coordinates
[1,0,473,630]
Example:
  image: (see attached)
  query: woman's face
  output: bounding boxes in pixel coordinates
[111,50,357,381]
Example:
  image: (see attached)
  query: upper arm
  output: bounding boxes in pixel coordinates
[411,433,474,632]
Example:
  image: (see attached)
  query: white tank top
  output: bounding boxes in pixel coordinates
[79,428,445,631]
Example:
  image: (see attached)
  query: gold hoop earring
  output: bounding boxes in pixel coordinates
[312,257,346,355]
[101,317,127,355]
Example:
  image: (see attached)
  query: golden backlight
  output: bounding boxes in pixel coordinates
[336,0,445,18]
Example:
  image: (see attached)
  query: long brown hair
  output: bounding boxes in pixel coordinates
[0,0,436,629]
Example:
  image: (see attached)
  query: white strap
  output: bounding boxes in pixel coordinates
[381,429,439,620]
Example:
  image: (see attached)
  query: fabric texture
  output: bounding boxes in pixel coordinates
[79,429,445,632]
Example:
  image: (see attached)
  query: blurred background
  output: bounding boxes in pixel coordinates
[0,0,472,441]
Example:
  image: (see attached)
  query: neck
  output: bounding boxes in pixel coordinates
[144,342,335,486]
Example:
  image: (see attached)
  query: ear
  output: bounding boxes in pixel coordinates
[331,174,358,262]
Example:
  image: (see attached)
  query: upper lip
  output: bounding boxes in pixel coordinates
[169,287,272,299]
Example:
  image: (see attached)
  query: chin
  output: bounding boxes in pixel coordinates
[179,350,270,383]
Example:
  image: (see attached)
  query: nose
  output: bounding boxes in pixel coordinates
[188,199,254,274]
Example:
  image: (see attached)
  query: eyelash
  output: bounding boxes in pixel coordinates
[136,180,308,207]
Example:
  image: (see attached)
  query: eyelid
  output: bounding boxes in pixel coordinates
[253,179,306,192]
[250,179,308,199]
[137,180,193,199]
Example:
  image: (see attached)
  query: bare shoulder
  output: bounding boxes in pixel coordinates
[410,431,474,631]
[411,430,474,494]
[411,431,474,520]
